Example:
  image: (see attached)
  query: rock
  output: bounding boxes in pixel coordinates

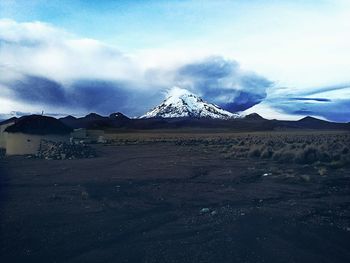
[81,191,89,200]
[97,136,107,143]
[200,208,210,214]
[300,174,311,182]
[36,140,96,160]
[318,167,327,176]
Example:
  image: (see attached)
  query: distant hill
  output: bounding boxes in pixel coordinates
[274,116,350,130]
[60,113,110,129]
[58,113,349,131]
[1,112,347,132]
[5,115,72,135]
[60,112,132,129]
[243,113,265,121]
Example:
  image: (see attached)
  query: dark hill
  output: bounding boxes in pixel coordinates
[59,115,78,128]
[109,112,130,120]
[274,116,350,130]
[58,113,350,131]
[5,115,72,135]
[83,113,105,121]
[243,113,265,121]
[60,113,132,129]
[60,113,110,129]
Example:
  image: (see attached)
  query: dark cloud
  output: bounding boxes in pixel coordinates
[291,99,350,122]
[267,91,350,122]
[178,57,238,79]
[1,57,274,116]
[290,103,350,122]
[291,97,331,102]
[3,75,163,117]
[302,84,350,96]
[221,91,267,112]
[292,109,314,115]
[68,80,129,113]
[10,76,68,106]
[176,56,273,112]
[68,80,163,116]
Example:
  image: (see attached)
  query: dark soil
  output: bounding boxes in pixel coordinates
[1,141,350,262]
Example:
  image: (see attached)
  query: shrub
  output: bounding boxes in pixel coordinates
[296,146,318,164]
[318,152,331,163]
[261,147,273,159]
[282,151,297,163]
[217,132,350,167]
[248,147,261,158]
[340,154,350,165]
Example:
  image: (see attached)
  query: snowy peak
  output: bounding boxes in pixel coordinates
[140,88,240,119]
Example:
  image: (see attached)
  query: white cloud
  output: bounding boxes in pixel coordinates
[0,19,139,84]
[242,103,303,121]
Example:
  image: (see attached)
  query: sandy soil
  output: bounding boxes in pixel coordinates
[1,142,350,262]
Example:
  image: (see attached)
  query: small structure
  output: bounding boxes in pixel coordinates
[70,128,105,143]
[71,128,88,143]
[4,115,72,155]
[86,129,105,143]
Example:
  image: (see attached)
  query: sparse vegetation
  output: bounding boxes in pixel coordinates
[103,131,350,168]
[2,130,350,262]
[220,132,350,167]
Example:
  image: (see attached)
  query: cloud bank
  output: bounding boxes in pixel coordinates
[244,85,350,122]
[0,19,273,117]
[0,19,349,122]
[175,57,271,112]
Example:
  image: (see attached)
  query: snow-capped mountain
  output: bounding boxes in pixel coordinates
[140,88,240,119]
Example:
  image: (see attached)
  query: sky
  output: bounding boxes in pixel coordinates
[0,0,349,121]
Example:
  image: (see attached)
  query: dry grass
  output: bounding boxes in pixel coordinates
[101,130,350,168]
[220,132,350,167]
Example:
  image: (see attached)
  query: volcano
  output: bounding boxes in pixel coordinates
[140,88,240,119]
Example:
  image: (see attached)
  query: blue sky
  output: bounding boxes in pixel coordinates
[0,0,349,121]
[0,0,339,52]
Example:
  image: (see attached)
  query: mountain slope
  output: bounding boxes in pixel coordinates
[140,88,240,119]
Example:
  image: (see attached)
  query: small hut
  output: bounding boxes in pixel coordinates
[4,115,72,155]
[0,117,18,149]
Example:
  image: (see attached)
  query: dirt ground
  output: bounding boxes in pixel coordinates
[1,137,350,262]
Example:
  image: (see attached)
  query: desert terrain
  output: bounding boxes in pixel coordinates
[1,130,350,262]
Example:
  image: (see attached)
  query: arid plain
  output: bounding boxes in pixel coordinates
[1,130,350,262]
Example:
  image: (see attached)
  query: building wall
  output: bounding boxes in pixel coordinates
[70,129,105,143]
[71,128,87,140]
[86,130,105,142]
[5,133,69,155]
[0,122,16,149]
